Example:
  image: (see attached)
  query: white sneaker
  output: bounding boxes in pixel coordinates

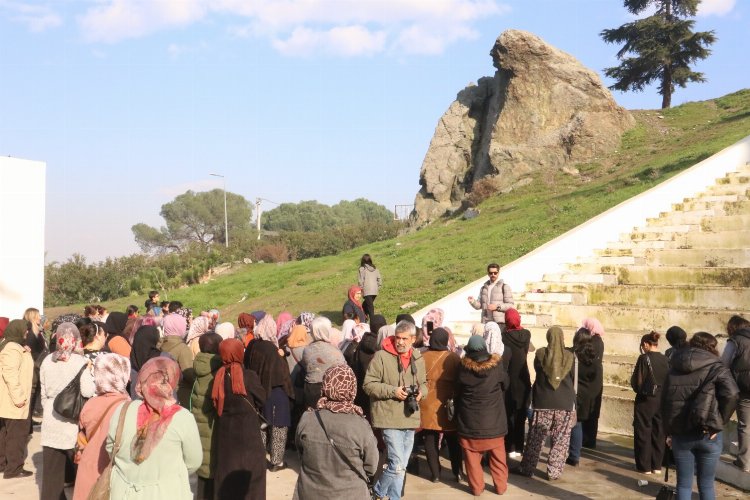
[509,452,522,459]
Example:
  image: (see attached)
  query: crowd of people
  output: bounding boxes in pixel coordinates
[0,259,748,500]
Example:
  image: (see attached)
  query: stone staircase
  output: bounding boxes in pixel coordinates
[513,164,750,488]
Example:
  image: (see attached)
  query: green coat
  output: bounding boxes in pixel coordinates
[190,352,221,478]
[106,401,202,499]
[363,349,427,429]
[160,336,195,408]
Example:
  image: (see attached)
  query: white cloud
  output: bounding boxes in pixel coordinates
[698,0,736,16]
[76,0,509,56]
[0,1,62,32]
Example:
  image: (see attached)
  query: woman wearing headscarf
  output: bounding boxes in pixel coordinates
[342,285,367,323]
[237,313,255,347]
[73,353,131,500]
[103,311,132,358]
[129,325,163,398]
[456,335,509,496]
[419,328,462,483]
[420,308,445,348]
[353,315,386,417]
[213,339,267,500]
[276,312,294,342]
[483,321,504,356]
[663,332,738,500]
[300,317,346,410]
[105,357,201,499]
[294,364,378,500]
[191,333,223,500]
[244,315,294,471]
[215,322,235,341]
[0,319,34,479]
[501,309,532,458]
[580,317,604,449]
[186,315,212,358]
[566,328,603,467]
[40,322,96,500]
[160,314,195,408]
[514,326,576,480]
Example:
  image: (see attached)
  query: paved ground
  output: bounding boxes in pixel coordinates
[1,425,747,499]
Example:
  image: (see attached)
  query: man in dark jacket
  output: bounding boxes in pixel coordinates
[722,315,750,472]
[363,320,427,500]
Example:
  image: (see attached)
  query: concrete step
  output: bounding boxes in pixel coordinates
[700,214,750,232]
[631,224,698,234]
[645,248,750,267]
[675,199,750,212]
[607,239,668,250]
[602,355,637,387]
[684,194,746,203]
[517,303,743,332]
[647,209,715,226]
[522,283,750,310]
[677,229,750,249]
[716,173,750,185]
[600,384,636,436]
[568,264,750,287]
[575,255,644,266]
[622,230,679,242]
[540,272,617,285]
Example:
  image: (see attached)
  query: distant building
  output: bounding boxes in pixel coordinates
[0,157,46,317]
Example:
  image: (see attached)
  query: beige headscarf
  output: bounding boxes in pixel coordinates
[535,326,574,390]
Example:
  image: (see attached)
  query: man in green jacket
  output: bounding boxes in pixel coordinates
[364,320,427,500]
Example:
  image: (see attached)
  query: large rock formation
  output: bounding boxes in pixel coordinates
[413,30,635,224]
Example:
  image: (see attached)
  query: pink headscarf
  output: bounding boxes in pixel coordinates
[93,353,131,395]
[581,317,605,337]
[421,308,445,345]
[163,314,187,337]
[131,357,182,464]
[276,312,293,337]
[255,314,278,345]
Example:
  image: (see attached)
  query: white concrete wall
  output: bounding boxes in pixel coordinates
[413,134,750,335]
[0,158,46,318]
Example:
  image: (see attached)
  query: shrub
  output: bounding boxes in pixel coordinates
[254,242,290,263]
[466,177,498,207]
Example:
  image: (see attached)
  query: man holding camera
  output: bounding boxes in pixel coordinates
[364,320,427,500]
[468,262,514,326]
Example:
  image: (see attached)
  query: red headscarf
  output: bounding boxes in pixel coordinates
[348,285,363,308]
[132,357,182,464]
[0,317,9,338]
[212,339,247,416]
[238,313,255,346]
[505,308,522,331]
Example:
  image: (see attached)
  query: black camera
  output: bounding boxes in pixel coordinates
[403,384,420,416]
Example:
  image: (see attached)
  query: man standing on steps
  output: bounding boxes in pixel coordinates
[468,263,515,327]
[722,315,750,473]
[364,320,427,500]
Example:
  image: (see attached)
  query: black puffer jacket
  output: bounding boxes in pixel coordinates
[728,328,750,395]
[662,347,739,436]
[456,354,508,439]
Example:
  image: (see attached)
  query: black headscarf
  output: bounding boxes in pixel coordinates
[199,332,223,355]
[428,328,450,351]
[243,338,294,399]
[369,315,387,338]
[130,325,161,372]
[104,312,128,336]
[396,313,415,325]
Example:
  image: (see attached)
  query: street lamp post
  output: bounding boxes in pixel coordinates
[210,173,228,248]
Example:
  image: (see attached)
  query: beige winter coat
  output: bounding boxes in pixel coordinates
[0,342,34,419]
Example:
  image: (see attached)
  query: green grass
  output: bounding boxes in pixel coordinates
[46,89,750,325]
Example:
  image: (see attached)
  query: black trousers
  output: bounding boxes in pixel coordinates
[363,295,377,321]
[505,407,527,454]
[0,417,30,475]
[41,447,74,500]
[633,395,665,472]
[423,430,462,479]
[582,391,602,448]
[196,476,215,500]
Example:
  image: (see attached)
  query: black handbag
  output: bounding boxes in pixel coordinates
[53,364,88,420]
[655,458,677,500]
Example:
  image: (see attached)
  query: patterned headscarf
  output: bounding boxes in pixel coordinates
[132,357,182,464]
[93,353,131,395]
[186,316,211,344]
[298,312,315,334]
[255,315,277,345]
[212,339,247,417]
[276,312,294,338]
[581,317,605,337]
[315,364,364,417]
[163,314,187,337]
[421,308,445,344]
[53,322,84,362]
[52,313,82,333]
[483,322,504,356]
[174,307,193,330]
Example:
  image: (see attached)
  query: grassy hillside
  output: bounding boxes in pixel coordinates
[47,89,750,324]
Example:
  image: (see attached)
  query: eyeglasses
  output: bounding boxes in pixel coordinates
[488,271,499,276]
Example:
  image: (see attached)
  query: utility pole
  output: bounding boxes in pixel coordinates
[210,173,228,247]
[255,198,262,240]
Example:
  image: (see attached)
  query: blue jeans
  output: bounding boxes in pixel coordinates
[672,431,723,500]
[568,422,583,462]
[374,429,415,500]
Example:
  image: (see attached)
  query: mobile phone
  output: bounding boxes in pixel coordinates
[426,321,434,333]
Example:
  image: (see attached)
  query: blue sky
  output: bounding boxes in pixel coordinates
[0,0,746,263]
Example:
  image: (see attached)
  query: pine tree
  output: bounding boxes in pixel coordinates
[601,0,716,108]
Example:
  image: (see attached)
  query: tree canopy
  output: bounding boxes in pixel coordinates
[132,189,253,253]
[262,198,394,232]
[601,0,715,108]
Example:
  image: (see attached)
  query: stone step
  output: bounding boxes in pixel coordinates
[517,303,743,332]
[607,239,668,250]
[700,214,750,232]
[600,384,636,436]
[705,184,750,197]
[575,255,643,266]
[678,229,750,249]
[564,264,750,287]
[716,173,750,185]
[602,355,637,386]
[684,194,746,203]
[540,272,617,285]
[594,247,647,257]
[675,199,750,212]
[646,209,715,226]
[631,224,698,234]
[645,248,750,267]
[521,283,750,310]
[621,230,679,242]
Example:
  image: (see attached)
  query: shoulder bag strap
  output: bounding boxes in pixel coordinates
[227,372,270,427]
[425,352,447,379]
[574,354,578,396]
[314,410,371,486]
[81,397,126,446]
[645,353,656,385]
[110,400,133,460]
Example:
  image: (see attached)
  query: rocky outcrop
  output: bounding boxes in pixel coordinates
[413,30,635,224]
